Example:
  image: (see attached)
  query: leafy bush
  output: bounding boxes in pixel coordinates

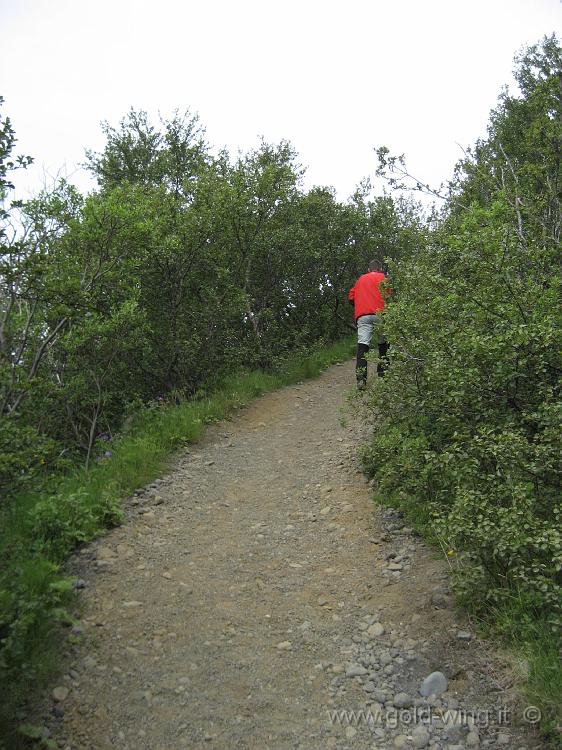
[0,556,73,745]
[365,36,562,633]
[1,98,419,497]
[29,489,123,561]
[0,419,59,499]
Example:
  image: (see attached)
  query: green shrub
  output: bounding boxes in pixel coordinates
[29,489,123,561]
[366,36,562,738]
[0,419,60,501]
[0,557,73,743]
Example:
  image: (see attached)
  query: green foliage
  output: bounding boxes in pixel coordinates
[85,107,208,193]
[0,557,72,678]
[0,95,33,221]
[0,418,59,495]
[0,555,73,746]
[472,590,562,740]
[29,488,123,561]
[366,36,561,738]
[2,101,420,499]
[17,724,57,749]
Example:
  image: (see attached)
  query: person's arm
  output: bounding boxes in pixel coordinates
[348,286,355,306]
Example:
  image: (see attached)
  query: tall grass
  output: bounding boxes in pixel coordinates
[475,594,562,744]
[0,337,354,748]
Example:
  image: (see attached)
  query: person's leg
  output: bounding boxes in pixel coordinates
[356,315,375,386]
[377,327,389,377]
[356,342,370,385]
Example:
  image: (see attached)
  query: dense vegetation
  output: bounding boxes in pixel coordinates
[364,36,561,736]
[0,105,419,495]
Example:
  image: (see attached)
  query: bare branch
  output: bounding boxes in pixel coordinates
[8,315,69,413]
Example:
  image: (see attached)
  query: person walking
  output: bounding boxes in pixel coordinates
[348,259,390,388]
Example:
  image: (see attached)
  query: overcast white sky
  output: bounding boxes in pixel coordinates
[1,0,560,202]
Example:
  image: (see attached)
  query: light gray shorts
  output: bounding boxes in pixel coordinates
[357,314,385,346]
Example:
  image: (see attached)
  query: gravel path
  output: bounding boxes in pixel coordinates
[40,361,545,749]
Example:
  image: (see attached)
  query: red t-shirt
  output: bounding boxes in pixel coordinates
[348,271,388,320]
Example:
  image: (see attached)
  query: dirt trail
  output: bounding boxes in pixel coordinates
[41,361,544,750]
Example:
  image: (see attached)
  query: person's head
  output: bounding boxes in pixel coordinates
[368,259,382,273]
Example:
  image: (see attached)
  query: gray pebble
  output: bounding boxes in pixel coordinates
[367,622,385,637]
[456,630,473,641]
[466,731,480,746]
[412,728,431,748]
[52,686,69,702]
[393,692,413,708]
[420,671,448,697]
[445,726,464,743]
[345,663,368,677]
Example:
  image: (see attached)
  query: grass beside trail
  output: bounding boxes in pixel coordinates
[475,595,562,747]
[0,337,355,749]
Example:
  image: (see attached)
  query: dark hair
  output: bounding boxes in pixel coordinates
[368,259,382,272]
